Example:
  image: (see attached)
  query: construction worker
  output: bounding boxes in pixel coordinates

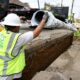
[0,12,49,80]
[0,24,4,31]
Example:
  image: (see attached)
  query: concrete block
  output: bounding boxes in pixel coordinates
[19,29,73,80]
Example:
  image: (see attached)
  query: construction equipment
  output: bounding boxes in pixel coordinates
[0,0,9,20]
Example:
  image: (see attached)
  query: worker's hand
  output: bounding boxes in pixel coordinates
[42,12,49,23]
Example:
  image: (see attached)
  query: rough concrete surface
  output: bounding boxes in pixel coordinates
[32,40,80,80]
[19,28,73,80]
[32,71,68,80]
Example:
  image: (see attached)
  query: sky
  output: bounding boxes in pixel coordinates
[19,0,80,18]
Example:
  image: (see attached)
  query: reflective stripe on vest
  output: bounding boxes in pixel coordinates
[0,29,25,76]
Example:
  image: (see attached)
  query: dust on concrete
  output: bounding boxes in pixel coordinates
[32,40,80,80]
[46,40,80,80]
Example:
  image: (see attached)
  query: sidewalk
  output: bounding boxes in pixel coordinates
[32,40,80,80]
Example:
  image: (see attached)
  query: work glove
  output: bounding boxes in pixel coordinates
[42,12,49,23]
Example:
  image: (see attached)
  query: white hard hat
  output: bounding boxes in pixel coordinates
[1,13,22,26]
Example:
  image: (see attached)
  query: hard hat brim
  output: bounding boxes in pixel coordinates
[0,21,22,26]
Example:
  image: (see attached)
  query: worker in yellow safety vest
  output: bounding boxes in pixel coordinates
[0,24,4,31]
[0,13,49,80]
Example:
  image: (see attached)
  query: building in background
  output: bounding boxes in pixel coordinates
[9,0,38,21]
[44,3,69,22]
[9,0,30,10]
[52,7,69,22]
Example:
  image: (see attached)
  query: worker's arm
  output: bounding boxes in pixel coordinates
[33,12,49,38]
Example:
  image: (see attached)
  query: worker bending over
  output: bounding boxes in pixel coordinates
[0,12,49,80]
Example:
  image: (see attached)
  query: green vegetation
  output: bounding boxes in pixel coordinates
[68,13,74,23]
[74,29,80,38]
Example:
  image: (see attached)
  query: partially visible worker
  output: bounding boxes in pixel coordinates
[0,12,49,80]
[0,24,4,31]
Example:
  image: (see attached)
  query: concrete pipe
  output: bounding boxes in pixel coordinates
[31,10,77,32]
[31,10,56,29]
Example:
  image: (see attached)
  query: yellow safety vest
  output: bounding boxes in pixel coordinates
[0,25,4,32]
[0,29,25,76]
